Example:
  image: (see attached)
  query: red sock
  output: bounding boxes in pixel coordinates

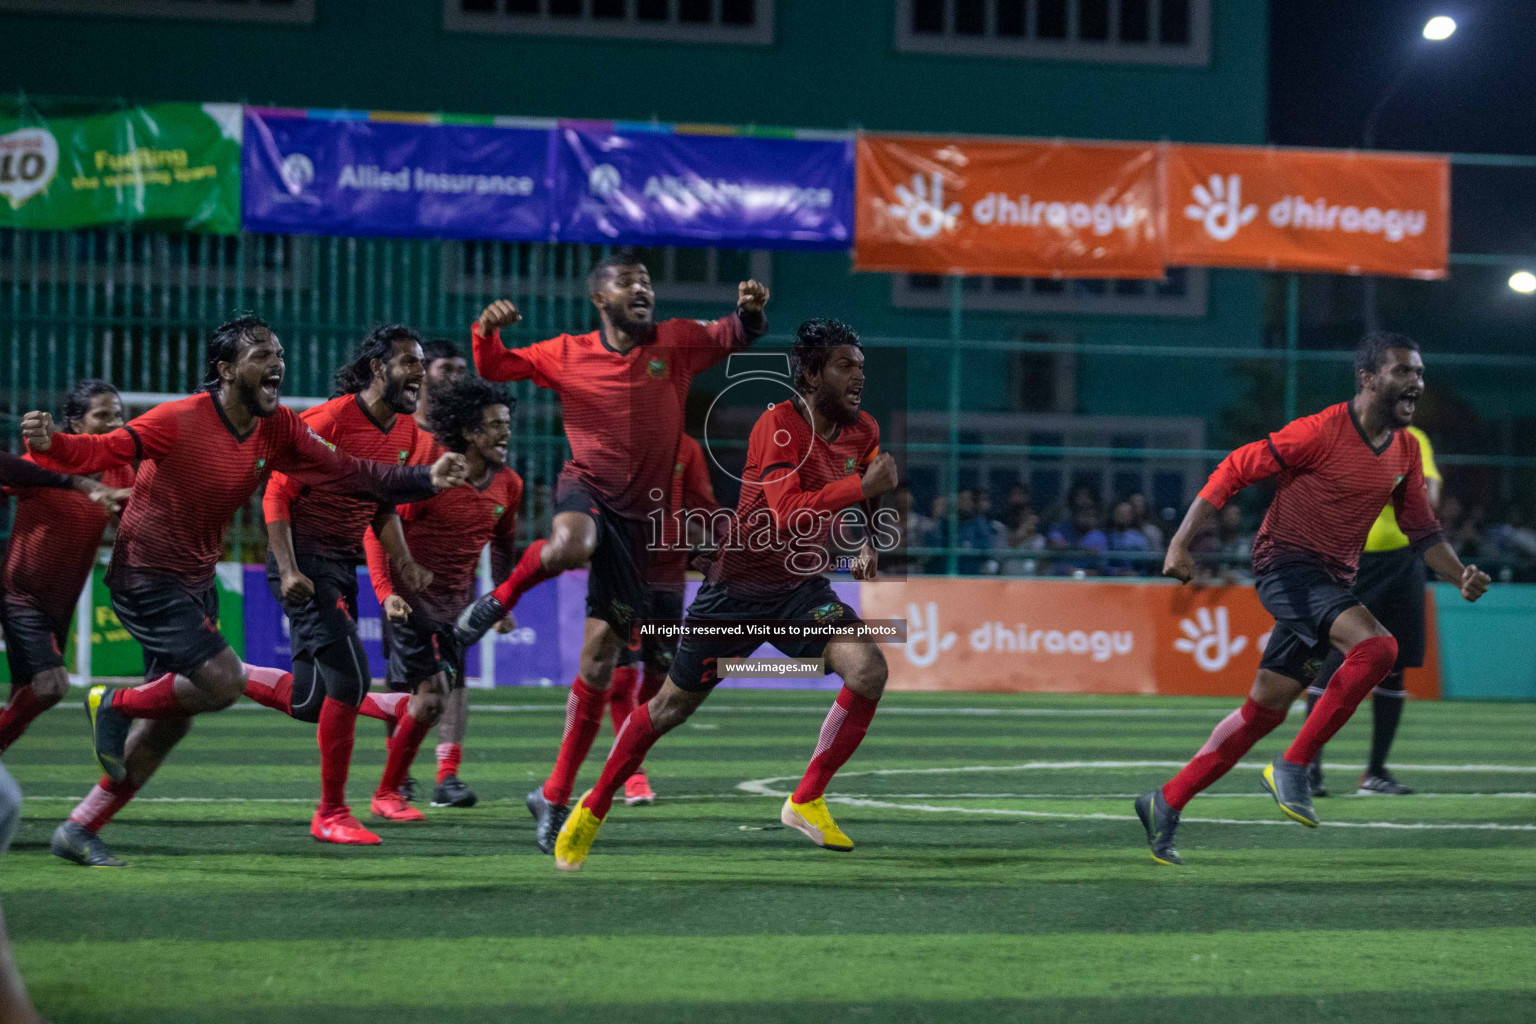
[242,665,294,716]
[376,710,431,798]
[1284,635,1398,766]
[317,697,358,817]
[1162,698,1287,811]
[608,666,638,734]
[69,775,140,832]
[637,663,666,706]
[490,539,558,611]
[586,704,661,819]
[0,686,48,753]
[791,687,880,803]
[436,742,462,784]
[542,676,605,806]
[358,691,408,726]
[111,673,184,719]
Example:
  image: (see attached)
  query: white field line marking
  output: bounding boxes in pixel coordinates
[737,766,1536,833]
[227,703,1183,717]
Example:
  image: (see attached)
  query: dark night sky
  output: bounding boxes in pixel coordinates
[1269,0,1536,255]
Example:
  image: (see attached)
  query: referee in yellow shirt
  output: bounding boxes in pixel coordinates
[1305,425,1442,797]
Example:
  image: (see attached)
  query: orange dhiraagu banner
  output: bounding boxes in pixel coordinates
[862,578,1441,700]
[1164,144,1450,279]
[854,135,1164,278]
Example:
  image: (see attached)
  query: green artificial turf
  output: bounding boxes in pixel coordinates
[3,688,1533,1023]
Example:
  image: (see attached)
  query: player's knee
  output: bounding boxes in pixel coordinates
[545,526,596,570]
[30,670,69,706]
[649,685,699,732]
[1249,669,1301,712]
[411,689,444,725]
[1350,634,1398,674]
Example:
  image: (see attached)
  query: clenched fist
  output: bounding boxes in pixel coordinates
[737,280,769,314]
[20,411,54,452]
[430,453,469,491]
[477,300,521,334]
[860,452,898,500]
[383,594,412,624]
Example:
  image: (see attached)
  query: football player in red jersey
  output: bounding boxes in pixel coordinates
[553,318,899,871]
[456,250,768,853]
[21,315,468,866]
[608,432,721,807]
[0,380,133,755]
[239,325,440,844]
[1136,333,1490,866]
[363,377,523,814]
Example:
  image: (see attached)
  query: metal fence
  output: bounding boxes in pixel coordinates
[4,226,1536,576]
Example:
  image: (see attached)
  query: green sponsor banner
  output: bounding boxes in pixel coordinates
[0,102,241,233]
[0,562,245,684]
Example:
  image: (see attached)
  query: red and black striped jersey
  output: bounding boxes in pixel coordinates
[263,393,419,563]
[703,402,880,599]
[30,391,439,591]
[471,311,762,521]
[2,454,134,627]
[1199,401,1442,583]
[366,441,523,622]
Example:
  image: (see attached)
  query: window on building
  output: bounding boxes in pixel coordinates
[0,0,314,22]
[892,267,1206,316]
[895,0,1208,65]
[445,0,774,45]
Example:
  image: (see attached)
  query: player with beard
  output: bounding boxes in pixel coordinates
[239,325,441,843]
[22,315,468,866]
[1135,333,1490,866]
[0,380,133,754]
[554,318,899,871]
[363,378,522,815]
[456,250,768,853]
[415,339,468,432]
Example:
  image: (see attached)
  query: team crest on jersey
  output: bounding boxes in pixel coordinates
[398,449,409,463]
[493,505,506,517]
[808,602,843,623]
[844,457,857,475]
[255,457,268,471]
[647,359,668,379]
[320,439,337,452]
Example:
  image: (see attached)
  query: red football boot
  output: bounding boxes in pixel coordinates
[311,807,382,845]
[370,792,427,822]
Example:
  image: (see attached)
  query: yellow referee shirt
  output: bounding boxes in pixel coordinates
[1364,426,1441,552]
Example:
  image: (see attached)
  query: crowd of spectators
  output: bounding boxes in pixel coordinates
[887,480,1536,581]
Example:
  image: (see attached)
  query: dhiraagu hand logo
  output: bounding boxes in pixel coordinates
[887,173,961,240]
[1186,174,1258,242]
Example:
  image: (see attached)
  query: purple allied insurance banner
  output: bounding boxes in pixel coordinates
[551,122,854,250]
[241,108,551,240]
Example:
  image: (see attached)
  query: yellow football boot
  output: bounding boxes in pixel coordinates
[553,790,605,871]
[780,796,854,852]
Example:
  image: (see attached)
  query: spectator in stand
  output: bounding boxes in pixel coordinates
[1049,503,1108,576]
[953,489,996,575]
[1004,483,1032,530]
[1484,504,1536,561]
[1106,500,1152,576]
[920,494,948,553]
[1128,492,1164,550]
[1000,506,1047,576]
[884,485,917,574]
[1191,503,1255,583]
[1437,495,1479,557]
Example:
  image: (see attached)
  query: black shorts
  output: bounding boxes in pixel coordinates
[1,602,66,684]
[265,552,359,658]
[618,587,685,671]
[556,478,655,636]
[381,616,410,693]
[668,578,858,693]
[109,579,227,679]
[1350,547,1427,669]
[1255,562,1362,683]
[384,612,466,690]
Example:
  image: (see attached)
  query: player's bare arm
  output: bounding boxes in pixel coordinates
[266,518,315,605]
[1421,541,1490,602]
[1163,497,1219,584]
[372,509,433,593]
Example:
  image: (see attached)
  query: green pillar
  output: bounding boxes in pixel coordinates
[947,274,963,575]
[1285,273,1300,422]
